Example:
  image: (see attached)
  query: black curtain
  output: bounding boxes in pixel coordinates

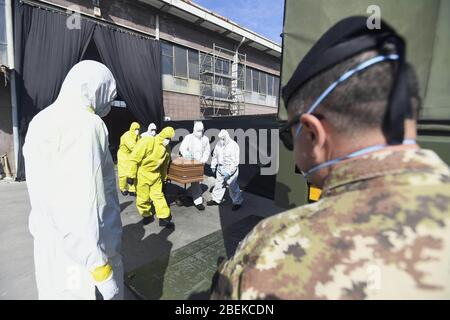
[14,2,96,180]
[93,25,164,130]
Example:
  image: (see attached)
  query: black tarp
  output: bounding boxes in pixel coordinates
[13,2,163,180]
[93,26,164,130]
[166,114,280,200]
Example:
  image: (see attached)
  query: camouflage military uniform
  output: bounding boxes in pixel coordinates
[210,148,450,299]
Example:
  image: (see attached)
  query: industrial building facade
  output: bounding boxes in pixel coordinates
[0,0,281,176]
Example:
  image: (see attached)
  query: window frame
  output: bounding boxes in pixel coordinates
[188,49,199,80]
[245,67,252,92]
[267,75,274,97]
[173,45,188,80]
[260,72,267,96]
[161,42,174,76]
[274,76,280,98]
[252,69,260,94]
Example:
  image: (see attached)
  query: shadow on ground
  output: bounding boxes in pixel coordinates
[122,221,175,300]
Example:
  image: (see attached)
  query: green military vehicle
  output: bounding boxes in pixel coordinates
[275,0,450,208]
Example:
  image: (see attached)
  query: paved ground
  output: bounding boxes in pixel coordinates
[0,174,284,300]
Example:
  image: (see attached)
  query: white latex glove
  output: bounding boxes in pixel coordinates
[96,274,119,300]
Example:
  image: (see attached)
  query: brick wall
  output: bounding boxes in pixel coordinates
[244,103,277,116]
[163,91,276,119]
[163,91,201,120]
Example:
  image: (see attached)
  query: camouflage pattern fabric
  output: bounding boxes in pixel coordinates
[210,148,450,299]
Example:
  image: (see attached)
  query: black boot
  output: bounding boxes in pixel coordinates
[129,192,136,197]
[142,215,154,225]
[195,204,205,211]
[159,216,174,228]
[121,190,129,196]
[207,200,219,206]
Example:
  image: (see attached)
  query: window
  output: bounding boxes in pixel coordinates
[161,42,173,76]
[174,45,188,78]
[222,60,230,75]
[245,67,252,91]
[202,74,213,96]
[218,77,231,87]
[200,53,212,72]
[252,69,260,93]
[214,76,231,99]
[267,75,274,96]
[260,72,267,95]
[214,58,230,76]
[274,77,280,98]
[188,50,199,80]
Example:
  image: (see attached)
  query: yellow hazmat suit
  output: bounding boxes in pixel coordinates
[117,122,140,194]
[128,127,175,219]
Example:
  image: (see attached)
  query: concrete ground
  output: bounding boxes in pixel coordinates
[0,174,284,300]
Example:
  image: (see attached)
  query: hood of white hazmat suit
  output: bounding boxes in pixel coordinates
[23,60,122,299]
[211,129,240,175]
[218,129,231,147]
[193,121,204,138]
[141,123,157,137]
[180,122,210,163]
[55,60,117,117]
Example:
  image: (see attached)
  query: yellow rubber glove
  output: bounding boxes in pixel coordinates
[91,263,113,282]
[93,264,119,300]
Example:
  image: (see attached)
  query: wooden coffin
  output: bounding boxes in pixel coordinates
[168,157,204,184]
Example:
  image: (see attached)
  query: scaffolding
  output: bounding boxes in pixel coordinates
[199,44,246,117]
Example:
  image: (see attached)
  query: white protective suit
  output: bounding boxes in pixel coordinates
[141,123,157,137]
[210,130,243,205]
[179,122,210,205]
[23,60,123,300]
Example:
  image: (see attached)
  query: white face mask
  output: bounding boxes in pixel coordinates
[194,130,203,138]
[163,138,170,146]
[135,129,139,135]
[150,130,156,137]
[219,138,226,147]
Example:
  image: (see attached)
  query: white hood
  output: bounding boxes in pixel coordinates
[55,60,117,117]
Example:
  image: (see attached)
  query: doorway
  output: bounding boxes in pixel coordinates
[82,40,139,162]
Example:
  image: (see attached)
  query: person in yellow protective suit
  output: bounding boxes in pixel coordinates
[127,127,175,227]
[117,122,141,196]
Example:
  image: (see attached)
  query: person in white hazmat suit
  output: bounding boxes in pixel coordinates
[179,121,210,211]
[23,60,123,300]
[141,123,157,137]
[207,129,243,211]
